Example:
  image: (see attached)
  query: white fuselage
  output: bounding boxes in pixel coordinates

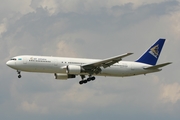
[6,55,160,77]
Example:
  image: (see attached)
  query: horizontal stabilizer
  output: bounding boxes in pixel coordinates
[144,62,172,70]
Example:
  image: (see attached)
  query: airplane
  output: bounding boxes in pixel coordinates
[6,39,172,85]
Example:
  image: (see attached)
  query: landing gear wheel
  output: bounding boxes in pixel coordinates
[17,70,22,78]
[18,75,21,78]
[91,76,95,80]
[79,75,96,85]
[87,78,91,82]
[79,81,84,85]
[83,80,87,83]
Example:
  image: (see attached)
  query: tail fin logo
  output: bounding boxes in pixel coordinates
[149,45,159,58]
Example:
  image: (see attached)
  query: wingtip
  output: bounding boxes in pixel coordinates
[127,53,133,55]
[167,62,172,65]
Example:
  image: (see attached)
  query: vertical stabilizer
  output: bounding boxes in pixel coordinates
[136,39,165,65]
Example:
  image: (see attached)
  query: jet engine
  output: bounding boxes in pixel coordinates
[67,65,82,74]
[54,73,76,80]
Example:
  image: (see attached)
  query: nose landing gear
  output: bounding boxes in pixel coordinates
[17,70,21,78]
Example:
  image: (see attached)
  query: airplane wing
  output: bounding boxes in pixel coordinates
[144,62,172,70]
[81,53,133,74]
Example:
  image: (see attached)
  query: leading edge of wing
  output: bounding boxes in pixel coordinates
[82,53,133,69]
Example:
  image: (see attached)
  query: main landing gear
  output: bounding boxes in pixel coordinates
[79,75,95,85]
[17,70,21,78]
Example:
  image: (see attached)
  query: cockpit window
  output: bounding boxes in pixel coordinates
[10,58,16,60]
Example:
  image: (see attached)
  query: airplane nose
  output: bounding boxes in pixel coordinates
[6,61,14,67]
[6,61,10,66]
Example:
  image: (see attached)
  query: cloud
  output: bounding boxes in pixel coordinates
[29,0,178,15]
[160,83,180,104]
[166,9,180,41]
[0,18,7,37]
[1,0,180,120]
[30,0,58,15]
[19,101,48,114]
[56,40,79,57]
[0,0,33,21]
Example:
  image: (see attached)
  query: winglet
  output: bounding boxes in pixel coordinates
[136,39,165,65]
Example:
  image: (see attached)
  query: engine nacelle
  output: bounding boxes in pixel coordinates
[67,65,82,74]
[54,73,76,80]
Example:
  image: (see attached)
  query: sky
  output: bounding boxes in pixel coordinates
[0,0,180,120]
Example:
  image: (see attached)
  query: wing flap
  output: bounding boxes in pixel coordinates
[144,62,172,70]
